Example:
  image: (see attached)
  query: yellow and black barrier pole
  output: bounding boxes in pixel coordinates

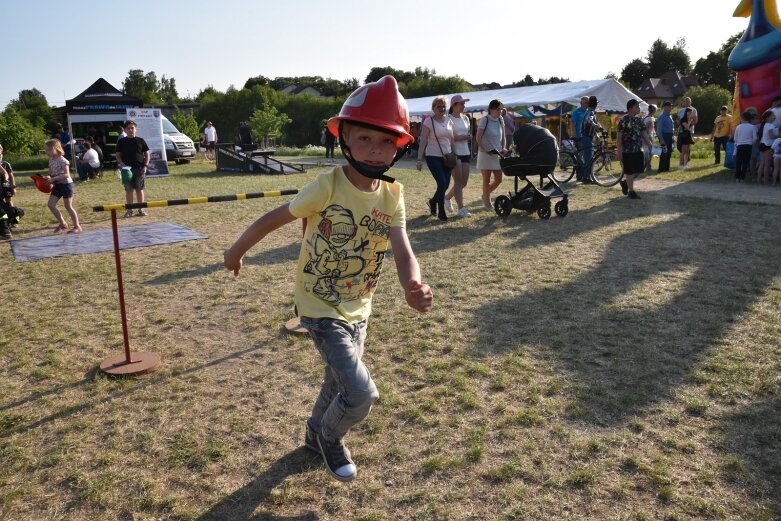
[92,189,300,376]
[92,189,300,213]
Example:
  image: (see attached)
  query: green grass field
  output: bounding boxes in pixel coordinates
[1,156,779,520]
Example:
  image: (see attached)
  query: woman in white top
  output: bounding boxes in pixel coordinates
[443,94,472,217]
[476,99,506,210]
[757,110,777,184]
[416,96,455,221]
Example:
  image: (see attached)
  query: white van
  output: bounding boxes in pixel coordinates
[161,116,196,163]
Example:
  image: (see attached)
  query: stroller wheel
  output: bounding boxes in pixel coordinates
[554,200,569,217]
[494,195,512,218]
[537,204,552,220]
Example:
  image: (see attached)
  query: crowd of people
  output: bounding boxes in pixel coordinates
[4,93,781,241]
[654,95,781,184]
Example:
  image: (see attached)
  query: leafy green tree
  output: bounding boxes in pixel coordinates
[122,69,179,105]
[647,38,691,77]
[158,76,179,104]
[538,76,569,85]
[277,95,343,146]
[267,76,353,97]
[197,84,283,143]
[7,88,53,129]
[195,86,221,104]
[244,75,271,90]
[169,109,200,141]
[248,105,291,147]
[480,81,502,90]
[694,32,741,93]
[343,78,360,92]
[512,74,536,87]
[621,58,650,90]
[414,67,435,80]
[364,67,416,84]
[122,69,162,104]
[682,85,732,135]
[0,108,48,156]
[401,75,472,98]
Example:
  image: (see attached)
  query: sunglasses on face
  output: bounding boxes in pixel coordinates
[435,105,446,109]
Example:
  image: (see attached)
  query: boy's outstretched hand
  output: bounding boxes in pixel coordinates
[406,280,433,313]
[223,248,243,276]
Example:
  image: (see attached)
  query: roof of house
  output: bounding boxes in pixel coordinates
[280,85,322,96]
[633,71,699,100]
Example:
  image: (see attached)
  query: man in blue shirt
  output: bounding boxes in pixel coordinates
[656,101,674,172]
[569,96,588,181]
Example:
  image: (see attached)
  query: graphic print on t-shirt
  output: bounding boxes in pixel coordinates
[302,204,391,305]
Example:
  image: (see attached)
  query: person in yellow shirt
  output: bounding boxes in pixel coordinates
[223,76,433,483]
[711,105,732,165]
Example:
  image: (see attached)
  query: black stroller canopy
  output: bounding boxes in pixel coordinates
[500,124,559,178]
[512,124,559,168]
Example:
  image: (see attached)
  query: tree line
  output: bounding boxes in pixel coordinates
[0,33,740,156]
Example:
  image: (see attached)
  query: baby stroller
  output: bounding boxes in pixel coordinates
[494,124,568,219]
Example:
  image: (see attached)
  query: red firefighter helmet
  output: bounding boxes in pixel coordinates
[328,75,413,148]
[31,174,53,194]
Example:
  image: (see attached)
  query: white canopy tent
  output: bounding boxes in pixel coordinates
[406,78,647,117]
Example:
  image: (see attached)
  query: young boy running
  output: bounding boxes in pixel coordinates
[223,76,434,482]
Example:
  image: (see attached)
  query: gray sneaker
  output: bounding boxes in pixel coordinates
[137,209,148,216]
[316,432,356,482]
[123,209,133,218]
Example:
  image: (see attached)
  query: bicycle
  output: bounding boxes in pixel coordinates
[554,129,622,187]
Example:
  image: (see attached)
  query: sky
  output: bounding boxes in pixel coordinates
[2,0,762,109]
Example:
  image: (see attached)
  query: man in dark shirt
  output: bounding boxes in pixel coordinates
[115,120,151,217]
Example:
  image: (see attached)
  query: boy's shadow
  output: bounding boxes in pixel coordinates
[197,448,319,521]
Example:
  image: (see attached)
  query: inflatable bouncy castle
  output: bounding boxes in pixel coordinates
[728,0,781,117]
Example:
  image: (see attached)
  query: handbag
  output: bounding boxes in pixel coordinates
[430,117,457,169]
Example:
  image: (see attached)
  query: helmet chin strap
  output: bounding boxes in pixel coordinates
[339,122,408,183]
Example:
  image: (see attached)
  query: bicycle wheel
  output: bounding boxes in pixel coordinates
[553,151,577,183]
[591,150,623,187]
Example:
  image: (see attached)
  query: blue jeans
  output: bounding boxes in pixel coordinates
[301,317,378,442]
[658,132,674,172]
[425,156,452,213]
[580,135,593,180]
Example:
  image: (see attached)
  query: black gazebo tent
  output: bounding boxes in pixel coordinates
[64,78,143,164]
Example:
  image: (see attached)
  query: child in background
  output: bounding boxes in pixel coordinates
[223,76,434,483]
[733,112,757,183]
[772,135,781,185]
[44,139,81,233]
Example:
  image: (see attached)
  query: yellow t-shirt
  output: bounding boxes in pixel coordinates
[287,166,405,323]
[713,115,732,138]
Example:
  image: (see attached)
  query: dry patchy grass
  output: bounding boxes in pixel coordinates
[1,159,779,520]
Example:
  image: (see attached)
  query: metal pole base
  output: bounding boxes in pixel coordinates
[284,317,308,335]
[100,352,162,376]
